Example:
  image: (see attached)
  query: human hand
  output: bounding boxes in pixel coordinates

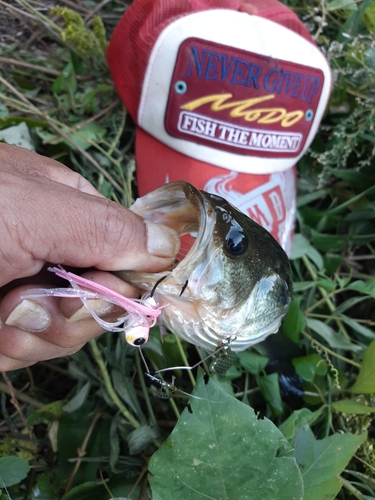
[0,144,180,371]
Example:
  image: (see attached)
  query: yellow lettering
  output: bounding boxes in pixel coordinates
[180,94,304,128]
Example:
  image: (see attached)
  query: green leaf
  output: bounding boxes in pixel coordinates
[329,168,370,192]
[69,122,106,151]
[348,341,375,394]
[316,278,337,292]
[311,229,348,253]
[52,62,77,95]
[292,281,316,292]
[0,456,30,487]
[290,234,323,269]
[347,280,375,298]
[294,426,366,500]
[327,0,358,11]
[306,318,361,352]
[0,104,9,120]
[0,122,35,151]
[340,315,375,340]
[292,354,328,382]
[279,407,324,442]
[49,474,142,500]
[290,234,311,260]
[128,425,161,455]
[237,350,268,374]
[332,399,375,414]
[27,400,64,426]
[149,372,303,500]
[283,298,305,342]
[362,2,375,30]
[256,372,283,415]
[29,473,59,500]
[63,381,91,413]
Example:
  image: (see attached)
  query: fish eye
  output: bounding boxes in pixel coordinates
[224,227,248,258]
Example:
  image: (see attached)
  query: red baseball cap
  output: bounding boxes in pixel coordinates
[107,0,331,255]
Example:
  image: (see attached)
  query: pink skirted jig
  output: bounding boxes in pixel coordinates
[23,266,165,346]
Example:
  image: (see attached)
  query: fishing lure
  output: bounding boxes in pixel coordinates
[23,266,165,346]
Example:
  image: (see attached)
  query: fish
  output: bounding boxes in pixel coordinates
[115,181,293,353]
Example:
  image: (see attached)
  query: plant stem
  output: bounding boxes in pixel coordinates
[301,331,361,368]
[89,339,141,429]
[135,351,158,428]
[340,476,367,500]
[65,410,101,493]
[175,336,196,387]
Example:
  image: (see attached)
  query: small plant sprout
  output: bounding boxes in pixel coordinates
[23,266,166,347]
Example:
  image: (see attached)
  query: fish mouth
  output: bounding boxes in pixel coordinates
[130,182,215,282]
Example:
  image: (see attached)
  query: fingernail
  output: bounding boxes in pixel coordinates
[68,299,114,323]
[146,220,180,258]
[5,299,50,332]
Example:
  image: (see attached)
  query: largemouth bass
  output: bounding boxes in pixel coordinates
[117,181,292,353]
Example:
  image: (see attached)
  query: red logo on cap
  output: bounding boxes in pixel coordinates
[165,38,324,158]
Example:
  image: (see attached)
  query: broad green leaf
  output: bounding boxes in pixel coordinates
[283,298,305,342]
[237,350,268,374]
[29,473,59,500]
[294,426,366,500]
[0,456,30,487]
[63,381,91,413]
[279,407,324,442]
[0,122,35,151]
[362,2,375,30]
[306,318,362,352]
[290,234,311,260]
[149,372,303,500]
[292,354,328,382]
[256,372,283,415]
[348,341,375,394]
[332,399,375,414]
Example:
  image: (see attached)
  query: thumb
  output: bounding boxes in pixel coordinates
[2,176,180,286]
[33,185,181,272]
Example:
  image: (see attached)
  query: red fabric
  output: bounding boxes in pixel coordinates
[107,0,315,123]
